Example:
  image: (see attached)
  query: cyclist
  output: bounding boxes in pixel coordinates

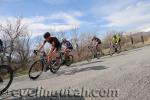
[112,34,121,52]
[0,39,3,82]
[34,32,61,65]
[92,36,102,54]
[112,34,121,45]
[61,38,73,60]
[0,39,3,52]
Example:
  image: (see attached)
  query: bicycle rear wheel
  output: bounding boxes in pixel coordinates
[0,65,13,95]
[28,60,44,80]
[66,55,73,66]
[116,45,121,54]
[50,58,61,74]
[86,52,93,62]
[109,46,115,56]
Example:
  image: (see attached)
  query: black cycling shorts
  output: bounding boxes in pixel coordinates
[67,47,73,50]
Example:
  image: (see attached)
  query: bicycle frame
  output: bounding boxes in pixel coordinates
[36,51,49,70]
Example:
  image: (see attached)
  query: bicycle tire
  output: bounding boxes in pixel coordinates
[109,46,115,56]
[0,65,13,95]
[86,53,93,62]
[66,55,73,66]
[28,60,44,80]
[50,58,61,74]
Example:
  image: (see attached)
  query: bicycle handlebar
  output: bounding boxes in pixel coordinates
[33,50,46,57]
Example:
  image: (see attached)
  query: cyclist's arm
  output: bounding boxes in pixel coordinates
[37,41,45,51]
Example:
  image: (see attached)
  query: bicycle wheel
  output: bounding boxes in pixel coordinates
[116,45,121,54]
[50,58,61,74]
[109,46,115,56]
[86,52,93,62]
[28,60,44,80]
[0,65,13,95]
[96,52,101,59]
[66,55,73,66]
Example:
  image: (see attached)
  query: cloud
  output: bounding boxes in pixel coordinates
[0,12,82,37]
[0,0,20,2]
[91,0,150,32]
[105,1,150,27]
[42,0,69,5]
[92,0,138,16]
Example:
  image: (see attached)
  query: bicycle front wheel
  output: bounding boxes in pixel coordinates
[0,65,13,95]
[86,52,93,62]
[109,45,115,56]
[29,60,44,80]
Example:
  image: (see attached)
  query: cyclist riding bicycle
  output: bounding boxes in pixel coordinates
[111,34,121,53]
[0,39,3,52]
[0,39,3,82]
[34,32,61,65]
[61,38,73,60]
[92,36,102,53]
[112,34,121,45]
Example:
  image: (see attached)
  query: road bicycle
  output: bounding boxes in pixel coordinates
[86,46,102,62]
[60,51,73,67]
[109,42,121,56]
[28,50,73,80]
[0,47,13,95]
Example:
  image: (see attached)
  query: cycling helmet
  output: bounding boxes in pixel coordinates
[113,34,117,38]
[43,32,51,39]
[62,38,67,43]
[93,36,96,39]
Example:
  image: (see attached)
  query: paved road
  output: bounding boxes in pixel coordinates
[1,46,150,100]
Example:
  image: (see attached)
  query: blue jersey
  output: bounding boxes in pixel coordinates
[62,41,73,50]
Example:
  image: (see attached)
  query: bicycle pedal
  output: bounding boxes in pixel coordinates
[51,60,57,65]
[44,66,50,72]
[0,79,3,83]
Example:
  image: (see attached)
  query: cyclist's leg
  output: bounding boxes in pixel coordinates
[94,44,99,57]
[95,43,99,52]
[54,45,62,59]
[47,47,56,63]
[117,41,121,52]
[49,44,62,60]
[111,42,116,53]
[96,43,102,53]
[98,42,104,55]
[118,40,121,49]
[54,46,62,66]
[0,76,3,83]
[65,49,72,60]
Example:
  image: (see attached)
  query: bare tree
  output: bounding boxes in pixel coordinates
[0,18,29,64]
[15,36,30,70]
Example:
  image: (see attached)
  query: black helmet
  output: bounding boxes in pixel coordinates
[43,32,51,39]
[93,36,96,39]
[113,34,117,38]
[62,38,67,43]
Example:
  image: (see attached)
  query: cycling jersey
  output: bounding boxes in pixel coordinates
[44,37,61,51]
[112,35,121,44]
[62,40,73,50]
[0,39,3,52]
